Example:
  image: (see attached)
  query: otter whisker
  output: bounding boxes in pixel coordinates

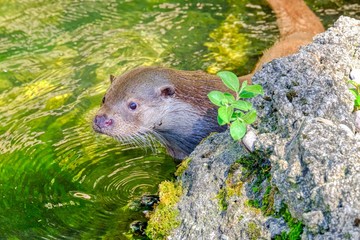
[114,130,159,155]
[136,131,159,153]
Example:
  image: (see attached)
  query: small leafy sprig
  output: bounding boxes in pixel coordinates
[349,79,360,111]
[208,71,264,140]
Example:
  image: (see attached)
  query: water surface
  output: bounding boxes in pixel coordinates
[0,0,359,238]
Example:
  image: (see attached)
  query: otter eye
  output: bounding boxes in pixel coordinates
[128,101,137,110]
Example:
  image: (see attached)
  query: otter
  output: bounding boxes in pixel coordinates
[93,0,324,159]
[93,68,228,159]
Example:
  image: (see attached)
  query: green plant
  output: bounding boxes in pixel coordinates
[348,79,360,111]
[208,71,263,140]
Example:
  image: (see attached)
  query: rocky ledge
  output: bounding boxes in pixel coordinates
[169,16,360,240]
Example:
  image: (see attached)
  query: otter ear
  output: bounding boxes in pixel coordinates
[158,85,175,98]
[110,75,115,83]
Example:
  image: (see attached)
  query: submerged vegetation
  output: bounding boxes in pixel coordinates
[205,13,251,74]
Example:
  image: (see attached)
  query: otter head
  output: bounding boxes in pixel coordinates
[93,67,215,159]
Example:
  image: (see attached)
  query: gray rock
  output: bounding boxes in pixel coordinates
[169,16,360,240]
[242,129,257,152]
[270,117,360,239]
[354,111,360,132]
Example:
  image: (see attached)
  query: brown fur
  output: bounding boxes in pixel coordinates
[240,0,325,82]
[93,0,324,159]
[94,67,227,159]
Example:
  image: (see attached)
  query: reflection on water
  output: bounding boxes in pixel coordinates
[0,0,359,238]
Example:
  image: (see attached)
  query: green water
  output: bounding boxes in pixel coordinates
[0,0,359,239]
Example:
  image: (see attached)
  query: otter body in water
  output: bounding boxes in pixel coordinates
[93,67,227,159]
[93,0,324,159]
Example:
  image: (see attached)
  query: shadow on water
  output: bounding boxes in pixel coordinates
[0,0,359,238]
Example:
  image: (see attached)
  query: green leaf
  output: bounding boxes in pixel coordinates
[243,84,264,95]
[208,91,224,106]
[231,100,252,111]
[242,109,257,124]
[221,98,229,105]
[217,115,227,126]
[239,80,248,94]
[241,81,248,88]
[348,80,359,87]
[223,93,235,103]
[234,110,244,118]
[355,95,360,107]
[217,71,240,92]
[239,91,256,98]
[230,120,247,140]
[349,88,358,97]
[231,111,244,121]
[218,106,233,124]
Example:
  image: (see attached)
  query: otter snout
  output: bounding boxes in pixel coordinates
[93,114,113,132]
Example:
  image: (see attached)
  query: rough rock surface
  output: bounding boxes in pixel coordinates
[169,16,360,240]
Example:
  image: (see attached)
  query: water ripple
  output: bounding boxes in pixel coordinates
[0,0,359,238]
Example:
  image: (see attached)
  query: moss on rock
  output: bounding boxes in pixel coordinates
[174,158,191,177]
[273,204,304,240]
[247,221,261,240]
[145,181,182,240]
[216,162,243,211]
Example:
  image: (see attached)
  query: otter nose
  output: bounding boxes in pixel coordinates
[94,114,113,128]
